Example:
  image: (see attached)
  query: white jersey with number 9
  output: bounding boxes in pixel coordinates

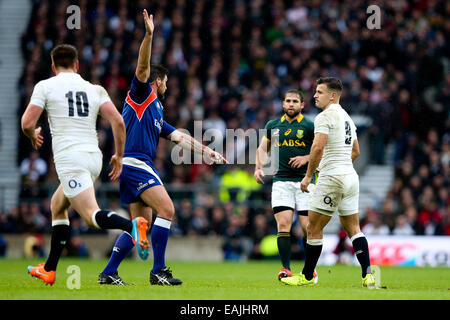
[313,103,357,176]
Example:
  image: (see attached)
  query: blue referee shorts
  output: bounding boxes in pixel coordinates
[119,157,163,204]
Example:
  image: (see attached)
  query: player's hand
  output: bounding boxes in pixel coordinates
[109,154,123,182]
[289,155,308,168]
[207,149,229,164]
[300,175,311,193]
[143,9,154,36]
[254,168,265,184]
[31,127,44,150]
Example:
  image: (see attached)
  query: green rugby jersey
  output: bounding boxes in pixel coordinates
[264,114,315,182]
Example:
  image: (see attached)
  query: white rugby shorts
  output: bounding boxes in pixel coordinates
[271,180,314,211]
[309,172,359,216]
[54,151,102,198]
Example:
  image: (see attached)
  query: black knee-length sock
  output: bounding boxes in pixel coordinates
[92,210,133,234]
[277,232,291,270]
[352,233,371,277]
[44,221,70,271]
[302,239,323,280]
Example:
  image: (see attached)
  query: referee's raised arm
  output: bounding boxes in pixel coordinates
[135,9,154,82]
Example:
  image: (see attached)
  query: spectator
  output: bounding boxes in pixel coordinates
[404,206,422,235]
[0,206,20,233]
[362,208,390,235]
[219,165,261,203]
[24,234,45,258]
[418,200,445,235]
[19,151,47,183]
[176,199,193,236]
[222,215,245,261]
[12,0,450,243]
[210,206,227,236]
[379,198,397,232]
[203,109,226,140]
[332,228,354,264]
[443,203,450,236]
[188,206,210,236]
[28,202,49,233]
[0,235,7,257]
[249,214,270,260]
[65,235,89,258]
[222,234,244,262]
[392,215,415,236]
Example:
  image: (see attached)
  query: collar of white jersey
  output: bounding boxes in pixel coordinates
[57,72,80,77]
[328,103,341,110]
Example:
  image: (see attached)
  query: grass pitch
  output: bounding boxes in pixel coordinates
[0,258,449,300]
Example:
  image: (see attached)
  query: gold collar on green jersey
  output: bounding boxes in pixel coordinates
[281,114,304,123]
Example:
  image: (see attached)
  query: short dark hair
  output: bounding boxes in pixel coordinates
[316,77,343,94]
[50,44,78,69]
[149,64,169,83]
[283,89,304,103]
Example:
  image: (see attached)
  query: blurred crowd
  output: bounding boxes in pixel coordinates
[1,0,449,259]
[361,127,450,236]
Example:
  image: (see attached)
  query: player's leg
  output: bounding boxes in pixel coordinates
[99,208,137,285]
[301,175,344,280]
[281,209,331,286]
[302,210,332,280]
[99,219,136,285]
[140,185,174,271]
[298,213,318,283]
[99,201,153,284]
[272,181,297,279]
[56,151,149,238]
[274,207,294,278]
[298,214,308,245]
[295,181,314,247]
[68,186,129,230]
[338,172,374,287]
[45,185,70,271]
[339,214,374,287]
[68,186,149,258]
[27,185,70,284]
[295,182,319,283]
[130,201,153,221]
[140,185,182,285]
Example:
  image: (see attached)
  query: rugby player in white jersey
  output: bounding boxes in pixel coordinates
[281,77,375,288]
[22,44,150,285]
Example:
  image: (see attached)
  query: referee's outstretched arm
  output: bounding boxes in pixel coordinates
[136,9,154,82]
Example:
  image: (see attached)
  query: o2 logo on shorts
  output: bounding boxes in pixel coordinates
[323,196,333,207]
[68,179,81,189]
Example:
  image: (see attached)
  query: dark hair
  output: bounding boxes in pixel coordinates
[283,89,304,103]
[316,77,343,94]
[50,44,78,68]
[149,64,169,83]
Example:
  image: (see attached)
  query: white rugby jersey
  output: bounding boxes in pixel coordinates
[29,72,111,156]
[314,103,357,176]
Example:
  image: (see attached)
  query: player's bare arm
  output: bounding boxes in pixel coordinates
[351,139,360,162]
[254,136,271,184]
[300,132,327,192]
[288,154,310,169]
[168,129,228,164]
[99,101,126,182]
[136,9,154,82]
[21,104,44,150]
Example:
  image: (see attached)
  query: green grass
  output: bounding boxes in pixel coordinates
[0,258,449,300]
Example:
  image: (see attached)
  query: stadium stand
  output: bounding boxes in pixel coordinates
[0,0,448,259]
[0,0,32,211]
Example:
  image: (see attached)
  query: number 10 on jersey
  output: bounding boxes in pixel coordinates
[66,91,89,117]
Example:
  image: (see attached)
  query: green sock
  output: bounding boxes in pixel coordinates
[277,232,291,270]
